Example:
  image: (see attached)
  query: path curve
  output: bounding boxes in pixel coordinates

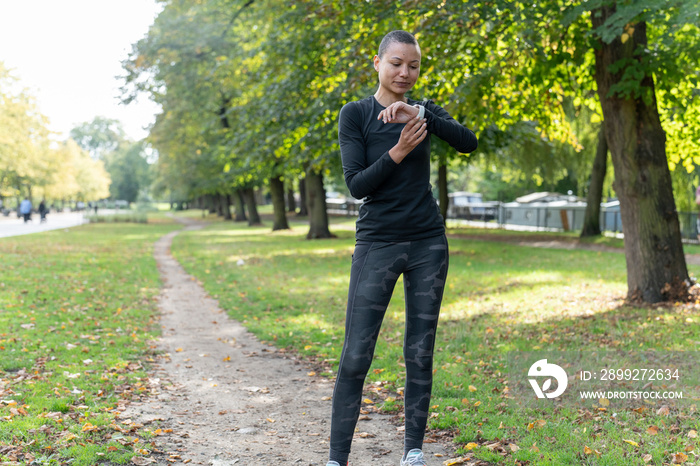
[125,219,454,465]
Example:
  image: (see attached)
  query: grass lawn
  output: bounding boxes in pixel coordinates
[0,221,180,465]
[171,214,700,466]
[1,212,698,465]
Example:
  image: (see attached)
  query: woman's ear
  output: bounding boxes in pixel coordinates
[373,55,380,72]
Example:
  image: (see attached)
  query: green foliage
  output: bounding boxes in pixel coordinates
[86,212,149,224]
[69,117,126,161]
[104,142,152,203]
[123,0,700,212]
[70,118,153,203]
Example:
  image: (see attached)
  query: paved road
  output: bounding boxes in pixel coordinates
[0,211,89,238]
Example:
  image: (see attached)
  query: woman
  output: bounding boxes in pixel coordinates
[326,30,478,466]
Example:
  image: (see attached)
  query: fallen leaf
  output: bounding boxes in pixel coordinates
[465,442,478,450]
[527,419,547,431]
[443,458,468,465]
[484,441,502,451]
[599,398,610,407]
[672,452,688,464]
[131,457,156,465]
[468,385,477,392]
[81,422,98,432]
[647,426,659,435]
[657,405,670,416]
[509,444,519,452]
[584,446,593,455]
[643,454,653,463]
[688,430,698,439]
[623,439,639,447]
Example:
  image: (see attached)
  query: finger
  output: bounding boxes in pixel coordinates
[407,118,425,135]
[416,123,428,142]
[404,115,421,131]
[410,121,428,141]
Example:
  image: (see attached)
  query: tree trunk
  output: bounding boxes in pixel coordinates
[580,125,608,237]
[233,189,247,222]
[305,168,334,239]
[269,176,290,231]
[438,162,448,226]
[286,186,296,213]
[242,187,261,225]
[222,193,233,220]
[216,193,224,217]
[592,7,688,303]
[297,177,308,216]
[206,194,216,214]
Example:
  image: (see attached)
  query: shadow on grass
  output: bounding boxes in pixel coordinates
[171,220,700,466]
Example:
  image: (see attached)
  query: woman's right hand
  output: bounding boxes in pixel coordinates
[388,117,428,164]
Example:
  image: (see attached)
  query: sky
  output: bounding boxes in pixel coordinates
[0,0,162,141]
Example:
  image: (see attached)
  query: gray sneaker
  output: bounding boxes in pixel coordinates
[401,449,427,466]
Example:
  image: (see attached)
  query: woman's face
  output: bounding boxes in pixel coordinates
[373,41,421,96]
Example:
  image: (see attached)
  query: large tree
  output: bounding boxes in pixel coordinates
[589,3,690,301]
[420,0,699,303]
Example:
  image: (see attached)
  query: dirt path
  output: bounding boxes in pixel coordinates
[124,220,455,466]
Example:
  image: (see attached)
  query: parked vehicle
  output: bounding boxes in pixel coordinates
[447,192,498,220]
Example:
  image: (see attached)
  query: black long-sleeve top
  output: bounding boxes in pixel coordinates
[339,96,478,241]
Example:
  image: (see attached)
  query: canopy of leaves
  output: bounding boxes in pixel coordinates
[123,0,700,200]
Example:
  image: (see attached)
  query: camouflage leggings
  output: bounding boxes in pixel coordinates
[329,235,449,464]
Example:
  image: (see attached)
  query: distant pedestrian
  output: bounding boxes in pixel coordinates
[39,199,48,223]
[19,197,32,223]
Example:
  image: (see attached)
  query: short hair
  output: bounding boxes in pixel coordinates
[377,30,418,58]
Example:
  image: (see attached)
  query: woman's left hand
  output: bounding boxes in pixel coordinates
[377,101,420,124]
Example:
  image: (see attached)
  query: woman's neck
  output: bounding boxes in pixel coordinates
[374,87,406,107]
